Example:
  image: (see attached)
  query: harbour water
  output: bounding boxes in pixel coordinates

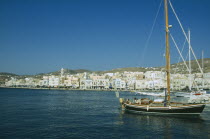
[0,88,210,138]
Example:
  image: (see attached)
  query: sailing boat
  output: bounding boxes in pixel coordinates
[187,31,207,96]
[120,0,206,114]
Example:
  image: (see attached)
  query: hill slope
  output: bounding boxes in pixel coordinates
[101,58,210,74]
[1,58,210,80]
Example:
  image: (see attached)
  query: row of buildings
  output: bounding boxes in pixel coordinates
[4,68,210,91]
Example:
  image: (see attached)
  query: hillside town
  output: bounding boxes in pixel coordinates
[2,68,210,91]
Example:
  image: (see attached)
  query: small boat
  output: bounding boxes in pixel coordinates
[188,94,210,104]
[136,91,165,97]
[123,97,205,114]
[120,0,206,115]
[192,90,206,95]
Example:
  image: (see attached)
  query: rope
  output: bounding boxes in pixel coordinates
[170,34,190,72]
[169,0,203,75]
[140,0,163,65]
[180,39,187,63]
[170,34,200,91]
[174,39,187,74]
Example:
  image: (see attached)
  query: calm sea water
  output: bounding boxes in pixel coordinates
[0,88,210,139]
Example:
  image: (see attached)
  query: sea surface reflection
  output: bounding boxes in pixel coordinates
[0,88,209,138]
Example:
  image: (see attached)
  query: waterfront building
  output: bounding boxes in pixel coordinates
[5,77,17,87]
[145,79,154,90]
[194,78,203,89]
[4,70,210,91]
[15,79,26,87]
[126,79,136,90]
[63,75,72,87]
[63,75,79,88]
[105,73,114,77]
[123,71,144,80]
[48,75,60,87]
[92,79,109,89]
[144,71,165,80]
[112,79,126,90]
[41,76,49,87]
[171,78,188,90]
[80,79,92,89]
[24,78,35,87]
[135,80,146,90]
[71,77,80,88]
[203,73,210,89]
[89,74,106,80]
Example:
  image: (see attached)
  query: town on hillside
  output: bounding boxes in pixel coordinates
[2,68,210,91]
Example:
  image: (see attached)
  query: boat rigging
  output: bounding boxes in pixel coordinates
[119,0,206,115]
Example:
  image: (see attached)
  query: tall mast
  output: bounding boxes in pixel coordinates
[202,50,204,88]
[164,0,170,104]
[202,50,204,71]
[188,30,191,91]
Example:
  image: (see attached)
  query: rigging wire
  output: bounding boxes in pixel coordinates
[178,39,187,63]
[170,33,190,72]
[169,0,203,74]
[139,0,163,66]
[170,33,200,91]
[174,38,187,73]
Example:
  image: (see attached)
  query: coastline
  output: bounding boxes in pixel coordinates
[0,86,129,92]
[0,86,202,93]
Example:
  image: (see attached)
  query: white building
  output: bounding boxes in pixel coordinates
[135,80,146,90]
[48,76,60,87]
[92,79,109,89]
[41,76,49,86]
[144,71,165,80]
[5,77,16,87]
[80,79,92,89]
[112,79,126,90]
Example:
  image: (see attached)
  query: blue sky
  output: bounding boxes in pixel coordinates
[0,0,210,75]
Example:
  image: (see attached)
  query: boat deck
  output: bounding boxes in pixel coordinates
[125,102,204,107]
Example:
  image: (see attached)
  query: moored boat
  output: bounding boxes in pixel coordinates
[124,102,205,115]
[120,0,206,115]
